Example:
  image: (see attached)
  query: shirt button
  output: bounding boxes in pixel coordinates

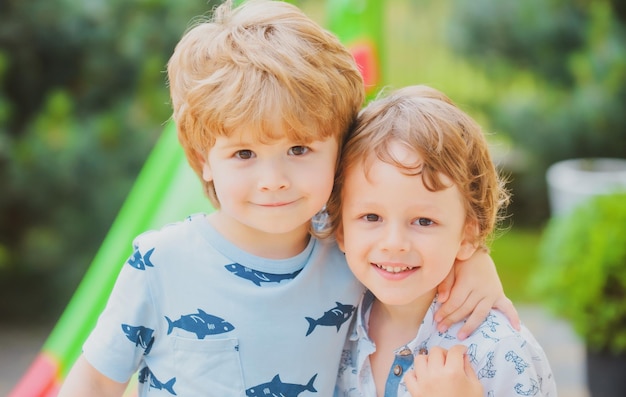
[418,347,429,355]
[399,348,412,356]
[393,364,403,376]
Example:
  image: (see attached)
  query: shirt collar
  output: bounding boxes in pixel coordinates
[349,290,442,352]
[349,290,375,342]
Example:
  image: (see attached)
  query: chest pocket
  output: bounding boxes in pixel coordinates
[171,337,245,396]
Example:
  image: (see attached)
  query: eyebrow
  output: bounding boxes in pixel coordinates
[346,199,447,214]
[213,139,253,150]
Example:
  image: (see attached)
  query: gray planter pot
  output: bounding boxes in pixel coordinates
[546,158,626,217]
[586,347,626,397]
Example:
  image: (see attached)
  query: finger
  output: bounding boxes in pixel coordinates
[424,346,445,367]
[456,298,491,339]
[403,369,420,397]
[436,267,455,303]
[413,349,429,374]
[463,353,478,378]
[493,296,521,331]
[444,345,467,370]
[436,291,480,334]
[434,288,470,326]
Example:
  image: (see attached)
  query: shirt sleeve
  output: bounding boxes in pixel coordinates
[478,330,556,396]
[82,238,159,383]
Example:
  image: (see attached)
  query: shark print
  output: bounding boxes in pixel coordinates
[138,366,176,395]
[225,263,301,286]
[305,302,355,336]
[165,309,234,339]
[246,374,317,397]
[121,324,155,355]
[127,247,155,270]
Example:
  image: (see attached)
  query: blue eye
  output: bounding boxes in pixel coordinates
[235,150,254,159]
[289,146,309,155]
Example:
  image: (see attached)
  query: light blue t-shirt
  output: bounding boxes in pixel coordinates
[335,291,558,397]
[83,213,364,396]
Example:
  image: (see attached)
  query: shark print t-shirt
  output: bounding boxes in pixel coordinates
[83,213,364,396]
[335,291,558,397]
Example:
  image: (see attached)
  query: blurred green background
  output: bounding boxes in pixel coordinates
[0,0,625,328]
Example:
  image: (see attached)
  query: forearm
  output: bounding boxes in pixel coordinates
[58,355,128,397]
[435,248,520,338]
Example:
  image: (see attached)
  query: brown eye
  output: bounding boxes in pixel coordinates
[235,150,254,159]
[417,218,434,226]
[288,146,309,156]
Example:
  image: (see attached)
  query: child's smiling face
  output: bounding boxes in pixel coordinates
[199,125,338,254]
[337,140,477,307]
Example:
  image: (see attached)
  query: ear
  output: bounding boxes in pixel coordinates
[195,150,213,182]
[456,221,479,261]
[335,224,346,253]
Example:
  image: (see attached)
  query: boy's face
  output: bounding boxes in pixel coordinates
[337,141,476,307]
[199,127,338,251]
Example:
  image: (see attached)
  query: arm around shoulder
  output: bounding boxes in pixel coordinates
[58,354,128,397]
[435,248,520,338]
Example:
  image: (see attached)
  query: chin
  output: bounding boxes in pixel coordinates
[370,291,421,306]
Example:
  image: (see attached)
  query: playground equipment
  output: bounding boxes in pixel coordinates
[8,1,383,395]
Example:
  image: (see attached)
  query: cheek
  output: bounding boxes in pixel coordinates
[341,227,368,258]
[308,165,336,202]
[317,160,336,184]
[343,245,363,273]
[428,239,463,266]
[212,172,246,202]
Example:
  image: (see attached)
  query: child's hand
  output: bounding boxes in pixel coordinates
[404,345,482,397]
[435,249,521,339]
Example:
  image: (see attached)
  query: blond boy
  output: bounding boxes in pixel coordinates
[331,85,556,396]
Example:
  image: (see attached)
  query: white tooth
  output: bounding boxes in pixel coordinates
[377,264,409,273]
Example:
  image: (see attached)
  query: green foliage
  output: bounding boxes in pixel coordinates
[489,228,542,304]
[445,0,626,226]
[0,0,219,322]
[446,0,586,85]
[529,192,626,354]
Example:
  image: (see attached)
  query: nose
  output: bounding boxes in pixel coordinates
[378,222,411,252]
[257,159,290,191]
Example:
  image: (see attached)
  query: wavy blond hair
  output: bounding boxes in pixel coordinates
[324,85,509,248]
[167,0,365,207]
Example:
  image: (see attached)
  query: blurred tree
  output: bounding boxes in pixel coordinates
[444,0,626,226]
[0,0,219,323]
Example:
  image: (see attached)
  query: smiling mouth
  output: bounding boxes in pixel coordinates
[374,263,417,273]
[257,199,298,207]
[257,201,294,207]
